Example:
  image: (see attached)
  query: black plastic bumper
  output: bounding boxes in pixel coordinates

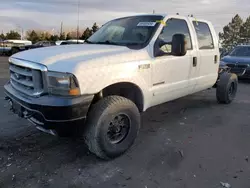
[4,81,94,125]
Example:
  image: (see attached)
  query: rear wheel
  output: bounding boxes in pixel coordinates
[83,96,140,160]
[216,72,238,104]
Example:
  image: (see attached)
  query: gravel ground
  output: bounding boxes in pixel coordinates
[0,56,250,188]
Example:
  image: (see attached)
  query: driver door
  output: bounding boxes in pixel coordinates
[150,17,198,106]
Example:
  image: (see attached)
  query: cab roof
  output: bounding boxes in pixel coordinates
[112,13,211,24]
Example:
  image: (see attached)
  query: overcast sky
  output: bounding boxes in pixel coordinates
[0,0,249,34]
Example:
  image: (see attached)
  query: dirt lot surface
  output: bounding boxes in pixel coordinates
[0,56,250,188]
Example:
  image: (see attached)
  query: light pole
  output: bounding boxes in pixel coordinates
[16,25,23,40]
[76,0,80,43]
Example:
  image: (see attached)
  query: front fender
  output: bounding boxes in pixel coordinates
[75,63,152,111]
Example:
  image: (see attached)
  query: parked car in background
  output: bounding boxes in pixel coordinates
[220,45,250,78]
[10,41,56,55]
[220,47,229,58]
[60,40,85,45]
[56,40,85,45]
[0,40,32,56]
[55,40,65,45]
[0,41,12,55]
[4,40,32,46]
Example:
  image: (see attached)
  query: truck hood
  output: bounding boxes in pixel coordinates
[11,44,149,72]
[221,55,250,64]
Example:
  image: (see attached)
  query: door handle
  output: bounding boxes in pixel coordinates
[193,57,197,67]
[214,55,218,64]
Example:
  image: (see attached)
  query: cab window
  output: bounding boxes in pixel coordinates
[192,21,214,49]
[156,18,192,54]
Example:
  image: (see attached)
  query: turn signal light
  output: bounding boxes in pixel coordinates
[69,88,80,96]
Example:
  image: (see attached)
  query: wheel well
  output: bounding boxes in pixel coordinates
[214,65,231,88]
[92,82,144,112]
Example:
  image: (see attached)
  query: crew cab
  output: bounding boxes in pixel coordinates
[4,14,238,160]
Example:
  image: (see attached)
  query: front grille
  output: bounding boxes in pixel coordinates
[9,62,45,96]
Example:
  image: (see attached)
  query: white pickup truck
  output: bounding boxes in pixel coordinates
[4,14,238,160]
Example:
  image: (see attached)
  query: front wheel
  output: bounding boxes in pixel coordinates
[83,96,140,160]
[216,72,238,104]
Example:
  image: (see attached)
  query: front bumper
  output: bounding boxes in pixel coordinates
[4,81,94,129]
[224,63,250,78]
[228,68,250,78]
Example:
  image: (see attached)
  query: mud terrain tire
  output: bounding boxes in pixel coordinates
[84,96,140,160]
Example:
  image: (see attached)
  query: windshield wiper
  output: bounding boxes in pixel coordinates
[85,40,140,46]
[94,40,122,46]
[125,42,142,46]
[84,40,121,45]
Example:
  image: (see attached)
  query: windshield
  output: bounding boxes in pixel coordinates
[86,15,163,48]
[229,46,250,57]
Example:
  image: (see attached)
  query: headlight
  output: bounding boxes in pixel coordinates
[47,71,80,96]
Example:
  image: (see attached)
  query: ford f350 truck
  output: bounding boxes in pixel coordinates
[4,14,238,160]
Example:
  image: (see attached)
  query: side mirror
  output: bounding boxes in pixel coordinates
[171,34,187,56]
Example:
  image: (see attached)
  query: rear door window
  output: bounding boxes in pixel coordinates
[192,21,214,50]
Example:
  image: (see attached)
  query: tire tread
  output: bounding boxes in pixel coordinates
[84,95,140,160]
[216,72,238,104]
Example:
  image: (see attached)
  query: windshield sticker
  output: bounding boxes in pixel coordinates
[156,20,167,26]
[137,22,156,27]
[194,17,199,26]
